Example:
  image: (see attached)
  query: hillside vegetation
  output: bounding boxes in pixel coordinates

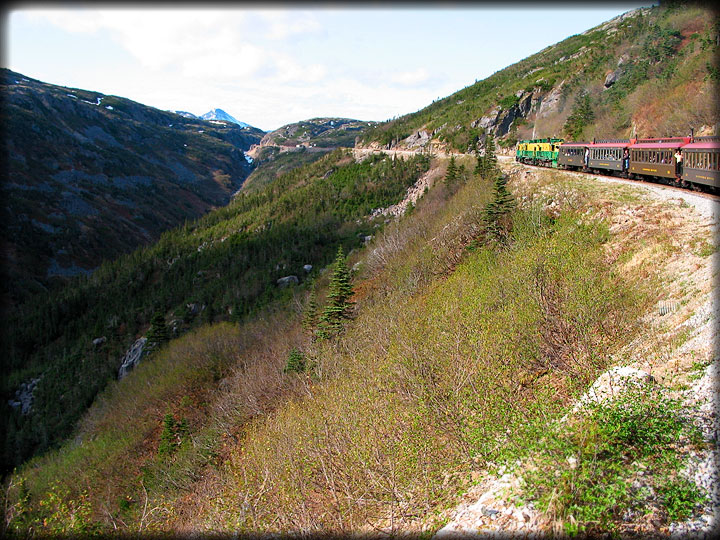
[4,147,680,536]
[242,118,377,191]
[358,4,718,152]
[1,149,430,474]
[1,3,717,537]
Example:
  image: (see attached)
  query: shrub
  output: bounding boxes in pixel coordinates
[521,385,706,536]
[283,348,306,374]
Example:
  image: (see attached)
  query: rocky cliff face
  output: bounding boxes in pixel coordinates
[247,117,376,157]
[1,69,264,305]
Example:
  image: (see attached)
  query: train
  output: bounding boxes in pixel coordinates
[515,135,720,192]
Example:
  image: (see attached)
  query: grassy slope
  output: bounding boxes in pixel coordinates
[4,153,674,536]
[3,3,718,536]
[0,149,430,475]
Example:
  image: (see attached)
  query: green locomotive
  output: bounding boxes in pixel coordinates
[515,137,564,167]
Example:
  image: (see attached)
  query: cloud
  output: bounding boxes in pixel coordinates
[21,8,326,84]
[255,10,323,40]
[390,67,431,87]
[12,8,452,129]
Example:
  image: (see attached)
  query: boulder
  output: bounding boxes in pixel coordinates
[404,130,431,148]
[117,337,147,380]
[303,264,313,273]
[536,84,564,119]
[277,275,299,287]
[92,336,107,347]
[604,69,621,88]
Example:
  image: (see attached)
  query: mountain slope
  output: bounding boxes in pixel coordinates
[0,147,430,475]
[242,117,377,190]
[1,69,264,305]
[1,3,718,537]
[358,5,718,152]
[200,108,251,128]
[8,149,716,536]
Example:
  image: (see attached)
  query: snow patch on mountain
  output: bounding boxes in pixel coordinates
[173,111,198,119]
[200,108,250,128]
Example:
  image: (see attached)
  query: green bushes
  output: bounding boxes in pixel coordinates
[157,413,188,457]
[2,149,430,473]
[205,181,644,533]
[519,385,707,536]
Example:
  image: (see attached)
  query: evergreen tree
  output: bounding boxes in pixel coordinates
[484,173,516,244]
[563,90,595,140]
[476,137,499,179]
[283,348,306,374]
[301,289,319,336]
[158,413,178,456]
[444,156,458,190]
[316,247,354,339]
[146,311,170,349]
[483,137,498,176]
[474,151,485,176]
[157,413,188,457]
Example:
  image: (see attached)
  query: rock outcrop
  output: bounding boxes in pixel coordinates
[277,275,299,287]
[7,377,42,415]
[117,337,147,380]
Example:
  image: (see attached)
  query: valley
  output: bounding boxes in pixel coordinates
[1,2,718,538]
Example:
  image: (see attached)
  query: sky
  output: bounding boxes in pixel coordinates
[4,3,650,132]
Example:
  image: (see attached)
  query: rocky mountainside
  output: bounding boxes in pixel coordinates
[242,117,377,190]
[249,117,375,154]
[359,5,719,153]
[1,69,264,305]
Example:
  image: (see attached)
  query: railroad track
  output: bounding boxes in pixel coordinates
[506,157,720,203]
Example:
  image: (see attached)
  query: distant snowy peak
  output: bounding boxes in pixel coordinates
[200,108,250,128]
[174,111,198,119]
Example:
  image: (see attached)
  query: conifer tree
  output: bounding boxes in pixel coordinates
[302,289,319,336]
[484,173,516,244]
[563,90,594,139]
[283,347,306,374]
[316,247,354,339]
[158,413,177,456]
[444,156,458,190]
[157,413,188,456]
[484,136,498,174]
[146,311,170,349]
[474,151,485,176]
